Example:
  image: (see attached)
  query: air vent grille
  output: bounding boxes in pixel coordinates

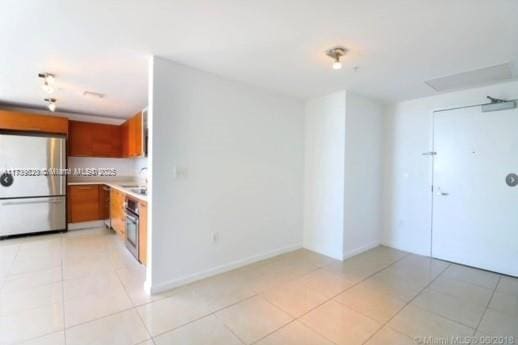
[425,63,513,92]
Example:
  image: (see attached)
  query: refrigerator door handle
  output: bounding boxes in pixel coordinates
[2,199,64,206]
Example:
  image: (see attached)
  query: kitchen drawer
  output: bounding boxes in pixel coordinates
[0,196,66,236]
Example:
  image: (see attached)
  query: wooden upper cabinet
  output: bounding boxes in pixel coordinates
[0,109,68,134]
[121,121,130,157]
[69,121,122,157]
[121,112,144,158]
[67,110,143,158]
[132,111,143,157]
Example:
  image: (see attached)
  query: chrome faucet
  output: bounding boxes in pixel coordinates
[139,167,148,187]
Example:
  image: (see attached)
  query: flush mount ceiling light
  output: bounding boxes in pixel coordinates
[44,98,57,112]
[325,47,347,70]
[38,72,55,94]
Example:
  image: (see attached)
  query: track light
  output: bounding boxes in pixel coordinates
[44,98,57,112]
[325,47,347,70]
[38,73,55,94]
[42,80,54,94]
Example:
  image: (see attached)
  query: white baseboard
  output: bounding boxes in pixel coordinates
[301,243,344,261]
[149,242,302,294]
[342,241,380,260]
[68,220,107,231]
[380,240,430,257]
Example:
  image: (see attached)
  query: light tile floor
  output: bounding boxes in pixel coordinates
[1,228,517,345]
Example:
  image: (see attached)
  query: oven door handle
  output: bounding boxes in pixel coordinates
[126,212,139,223]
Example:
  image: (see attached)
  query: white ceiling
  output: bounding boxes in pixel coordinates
[1,0,517,117]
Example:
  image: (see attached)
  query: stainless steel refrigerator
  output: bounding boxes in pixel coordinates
[0,132,66,237]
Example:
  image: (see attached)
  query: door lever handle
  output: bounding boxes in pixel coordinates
[435,187,449,196]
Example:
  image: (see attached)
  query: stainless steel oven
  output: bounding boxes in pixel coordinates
[125,198,139,259]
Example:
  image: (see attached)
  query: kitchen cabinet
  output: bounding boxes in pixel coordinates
[68,185,103,223]
[69,121,122,157]
[138,201,148,265]
[0,109,68,134]
[100,185,110,220]
[121,112,144,158]
[110,188,126,238]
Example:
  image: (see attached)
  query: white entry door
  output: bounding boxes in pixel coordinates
[432,104,518,277]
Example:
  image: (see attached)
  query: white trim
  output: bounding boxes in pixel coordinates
[301,244,344,261]
[149,242,302,294]
[342,241,380,260]
[380,240,430,257]
[68,220,107,231]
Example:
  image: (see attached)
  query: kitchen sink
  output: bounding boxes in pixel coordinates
[129,187,147,196]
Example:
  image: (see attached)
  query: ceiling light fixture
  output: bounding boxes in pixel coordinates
[38,73,56,94]
[325,47,347,70]
[44,98,57,112]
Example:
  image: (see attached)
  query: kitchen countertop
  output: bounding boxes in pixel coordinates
[67,180,147,202]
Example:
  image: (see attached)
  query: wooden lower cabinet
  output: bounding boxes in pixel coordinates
[68,183,147,265]
[68,185,103,223]
[138,201,148,265]
[100,186,110,220]
[110,188,126,238]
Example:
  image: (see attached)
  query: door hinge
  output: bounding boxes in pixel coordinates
[422,151,437,156]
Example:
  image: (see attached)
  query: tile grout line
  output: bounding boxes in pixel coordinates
[251,252,412,345]
[297,252,412,319]
[4,235,66,345]
[10,234,516,345]
[4,241,21,277]
[148,293,259,340]
[1,244,344,343]
[8,237,494,345]
[359,261,452,345]
[297,254,413,345]
[222,321,248,345]
[143,257,329,342]
[61,234,68,345]
[0,243,20,291]
[18,232,150,344]
[248,319,300,345]
[143,258,327,341]
[1,241,410,345]
[114,265,155,344]
[392,268,502,332]
[0,230,142,345]
[473,275,501,335]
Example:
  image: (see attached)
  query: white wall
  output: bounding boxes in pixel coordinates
[383,80,518,255]
[303,91,346,260]
[303,91,384,260]
[343,92,384,257]
[149,57,305,292]
[68,157,137,177]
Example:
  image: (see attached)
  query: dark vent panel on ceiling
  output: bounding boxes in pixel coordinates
[425,63,513,92]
